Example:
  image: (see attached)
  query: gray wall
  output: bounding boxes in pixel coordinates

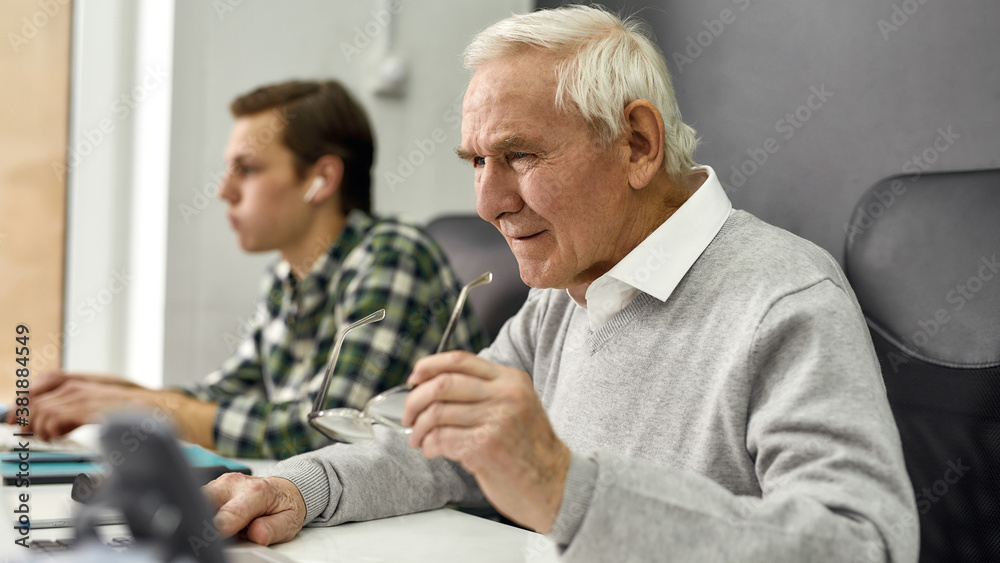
[539,0,1000,263]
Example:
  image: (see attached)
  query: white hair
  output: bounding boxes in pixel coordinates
[464,4,698,180]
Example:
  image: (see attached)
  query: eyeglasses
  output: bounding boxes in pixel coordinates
[307,272,493,443]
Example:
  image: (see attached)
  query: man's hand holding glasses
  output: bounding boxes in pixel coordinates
[306,269,571,533]
[307,272,493,443]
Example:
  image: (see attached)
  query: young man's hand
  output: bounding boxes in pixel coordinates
[5,370,141,426]
[7,374,217,448]
[16,379,155,440]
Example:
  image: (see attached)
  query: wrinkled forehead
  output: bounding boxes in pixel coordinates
[460,52,565,140]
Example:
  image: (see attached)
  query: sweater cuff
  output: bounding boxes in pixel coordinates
[269,458,331,526]
[547,450,598,547]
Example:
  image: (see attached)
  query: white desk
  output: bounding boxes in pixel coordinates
[3,456,561,562]
[244,509,559,563]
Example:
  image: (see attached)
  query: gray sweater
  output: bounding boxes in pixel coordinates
[272,211,919,562]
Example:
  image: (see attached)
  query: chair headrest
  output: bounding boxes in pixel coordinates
[844,169,1000,367]
[426,215,530,341]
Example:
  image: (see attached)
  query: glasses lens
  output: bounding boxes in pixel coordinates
[309,408,376,443]
[364,386,412,432]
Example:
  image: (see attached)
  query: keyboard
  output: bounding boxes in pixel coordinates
[29,536,135,553]
[0,424,94,453]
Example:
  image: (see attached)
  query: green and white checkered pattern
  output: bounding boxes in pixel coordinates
[181,210,489,459]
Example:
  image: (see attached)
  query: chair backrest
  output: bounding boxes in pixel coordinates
[426,214,530,342]
[844,169,1000,563]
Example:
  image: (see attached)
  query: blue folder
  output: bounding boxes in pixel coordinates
[1,445,250,485]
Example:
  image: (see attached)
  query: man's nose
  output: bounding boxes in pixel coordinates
[475,161,522,222]
[217,172,238,203]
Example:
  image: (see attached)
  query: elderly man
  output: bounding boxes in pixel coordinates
[205,6,918,561]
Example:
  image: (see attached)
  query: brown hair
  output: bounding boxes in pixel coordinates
[230,80,375,214]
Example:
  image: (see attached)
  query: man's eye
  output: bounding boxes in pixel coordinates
[513,152,529,159]
[473,156,486,167]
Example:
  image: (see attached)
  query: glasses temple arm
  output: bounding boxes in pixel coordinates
[312,309,386,413]
[436,272,493,354]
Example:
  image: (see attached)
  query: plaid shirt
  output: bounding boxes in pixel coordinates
[181,210,489,459]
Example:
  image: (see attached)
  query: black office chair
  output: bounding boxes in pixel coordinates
[844,169,1000,563]
[426,214,530,342]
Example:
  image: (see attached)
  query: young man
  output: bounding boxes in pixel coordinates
[14,80,488,459]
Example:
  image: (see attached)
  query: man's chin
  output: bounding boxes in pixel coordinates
[235,237,266,253]
[516,263,563,290]
[518,262,603,294]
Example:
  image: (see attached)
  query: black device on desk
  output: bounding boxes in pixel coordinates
[60,413,227,562]
[71,463,243,505]
[92,413,227,561]
[15,417,299,562]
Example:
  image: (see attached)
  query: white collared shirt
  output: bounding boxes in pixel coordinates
[579,165,733,330]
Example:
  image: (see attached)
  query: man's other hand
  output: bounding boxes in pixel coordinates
[203,473,307,546]
[38,370,140,394]
[4,370,140,425]
[18,379,158,441]
[403,350,572,534]
[7,375,217,449]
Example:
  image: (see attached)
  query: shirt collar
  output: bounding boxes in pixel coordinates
[580,165,732,324]
[274,209,374,304]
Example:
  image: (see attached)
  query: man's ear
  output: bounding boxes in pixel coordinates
[623,99,665,190]
[307,155,345,205]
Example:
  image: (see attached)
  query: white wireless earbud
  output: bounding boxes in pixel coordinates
[303,177,324,202]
